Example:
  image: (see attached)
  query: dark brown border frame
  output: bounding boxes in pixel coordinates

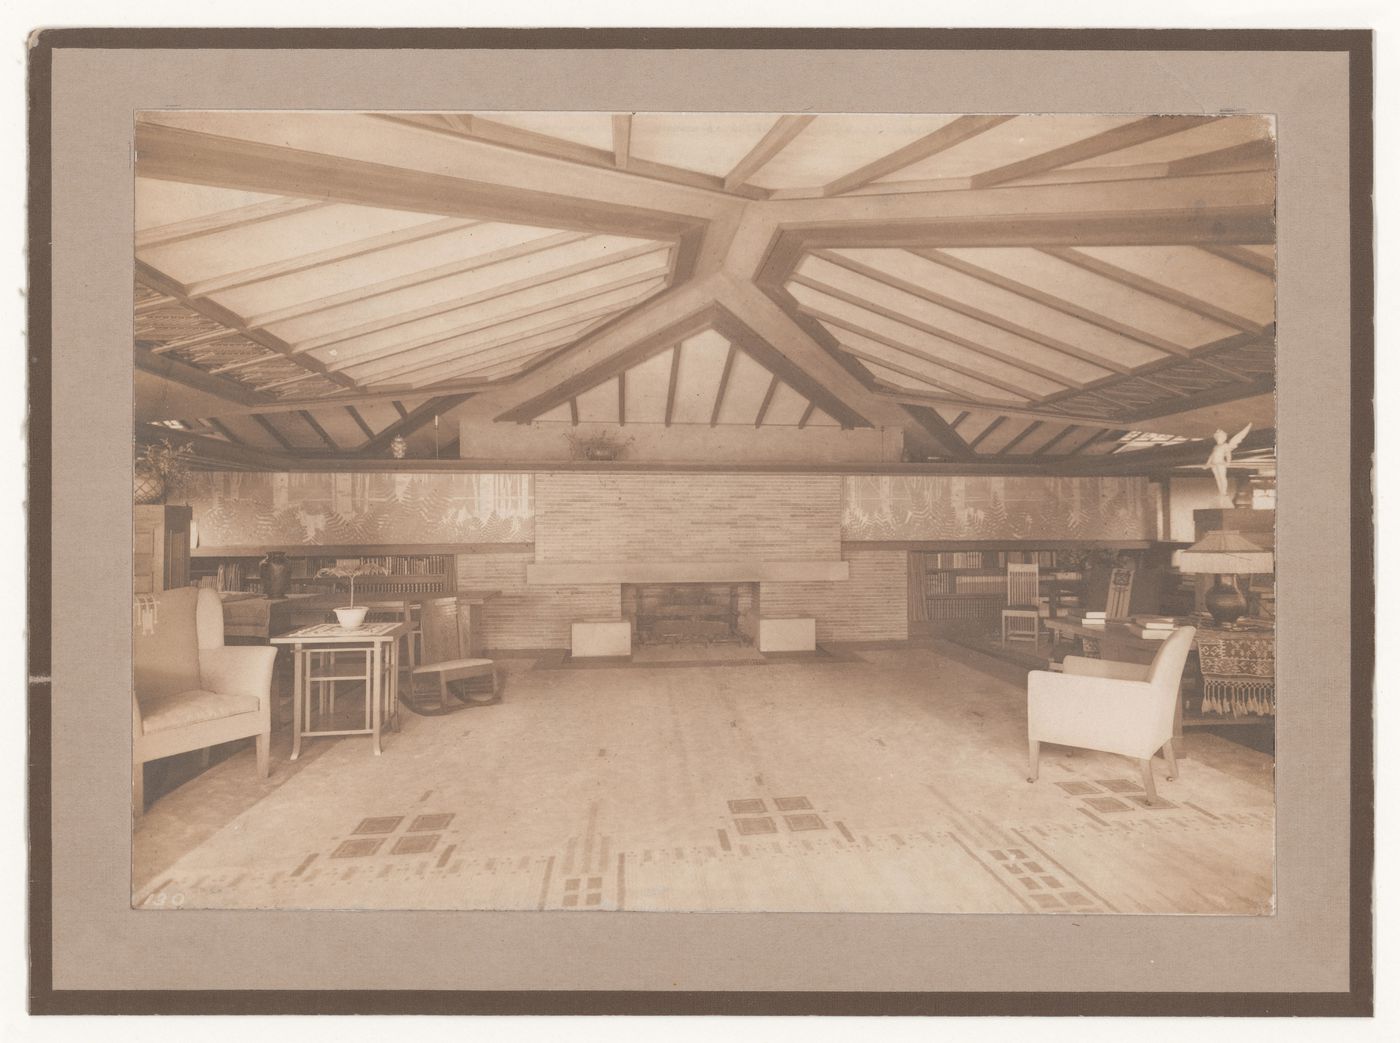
[26,26,1374,1017]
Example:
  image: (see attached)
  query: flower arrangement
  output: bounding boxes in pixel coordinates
[135,437,197,504]
[564,430,636,461]
[314,560,389,608]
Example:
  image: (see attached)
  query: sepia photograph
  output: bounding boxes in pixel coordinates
[129,108,1280,915]
[29,30,1372,1014]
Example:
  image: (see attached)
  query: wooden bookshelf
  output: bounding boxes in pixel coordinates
[190,549,457,596]
[910,548,1085,634]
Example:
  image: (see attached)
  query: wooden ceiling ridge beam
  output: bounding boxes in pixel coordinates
[823,115,1017,196]
[289,236,664,353]
[970,115,1221,189]
[1041,247,1271,335]
[135,120,712,242]
[723,115,817,192]
[325,266,669,373]
[136,260,357,392]
[359,395,473,455]
[912,248,1191,358]
[135,197,330,250]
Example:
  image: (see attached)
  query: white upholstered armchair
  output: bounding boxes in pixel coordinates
[1026,626,1196,803]
[132,586,277,817]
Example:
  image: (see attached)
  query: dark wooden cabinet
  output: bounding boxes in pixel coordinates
[133,505,192,594]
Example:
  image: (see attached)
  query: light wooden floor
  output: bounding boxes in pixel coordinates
[133,642,1275,915]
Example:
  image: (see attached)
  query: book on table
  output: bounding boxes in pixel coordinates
[1125,623,1173,639]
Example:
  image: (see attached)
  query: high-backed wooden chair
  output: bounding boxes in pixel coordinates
[1026,626,1196,804]
[1001,562,1041,644]
[133,586,276,817]
[406,596,500,715]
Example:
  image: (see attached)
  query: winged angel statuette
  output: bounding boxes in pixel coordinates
[1205,423,1252,502]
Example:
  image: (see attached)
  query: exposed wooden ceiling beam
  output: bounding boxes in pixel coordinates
[824,115,1016,196]
[876,388,1127,428]
[617,372,627,426]
[709,342,738,426]
[359,395,472,455]
[902,404,975,460]
[205,415,247,448]
[821,328,1034,402]
[997,420,1043,455]
[1041,247,1270,335]
[1166,136,1275,177]
[374,112,768,202]
[950,412,969,430]
[298,409,340,451]
[966,417,1007,452]
[1032,424,1079,456]
[1201,244,1276,278]
[723,115,815,192]
[913,248,1191,358]
[136,198,329,250]
[569,398,579,426]
[612,114,632,170]
[797,401,817,429]
[135,425,295,471]
[970,116,1219,189]
[250,413,296,452]
[345,405,376,440]
[753,373,781,428]
[664,345,682,427]
[136,120,712,243]
[1070,428,1125,455]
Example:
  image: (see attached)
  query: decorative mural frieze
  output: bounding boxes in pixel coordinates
[185,472,534,547]
[842,475,1152,542]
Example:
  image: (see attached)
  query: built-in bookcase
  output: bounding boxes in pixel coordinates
[190,548,456,596]
[909,548,1085,634]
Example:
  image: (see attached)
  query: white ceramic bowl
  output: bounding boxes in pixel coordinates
[334,606,369,630]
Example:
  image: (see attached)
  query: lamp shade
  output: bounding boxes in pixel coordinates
[1175,530,1274,575]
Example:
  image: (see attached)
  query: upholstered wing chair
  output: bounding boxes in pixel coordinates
[132,586,276,817]
[1026,626,1196,803]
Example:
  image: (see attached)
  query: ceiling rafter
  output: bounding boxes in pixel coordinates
[358,395,473,455]
[612,114,632,170]
[709,342,739,426]
[294,237,664,355]
[1166,136,1275,177]
[664,344,682,426]
[371,112,769,201]
[997,420,1043,455]
[912,248,1189,358]
[723,115,816,192]
[136,197,330,250]
[298,409,341,450]
[902,404,976,460]
[1202,244,1276,278]
[823,115,1016,196]
[1041,247,1270,335]
[971,115,1220,189]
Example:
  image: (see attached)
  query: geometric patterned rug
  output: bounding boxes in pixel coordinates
[134,646,1275,915]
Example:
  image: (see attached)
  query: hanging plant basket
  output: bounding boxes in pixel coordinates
[133,463,165,505]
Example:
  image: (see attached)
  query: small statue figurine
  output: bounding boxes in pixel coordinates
[1205,423,1252,502]
[390,434,408,460]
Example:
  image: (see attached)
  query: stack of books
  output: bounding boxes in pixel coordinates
[1069,610,1107,627]
[1126,615,1177,640]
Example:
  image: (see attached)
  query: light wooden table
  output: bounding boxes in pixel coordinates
[271,620,410,758]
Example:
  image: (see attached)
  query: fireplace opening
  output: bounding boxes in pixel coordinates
[622,583,759,646]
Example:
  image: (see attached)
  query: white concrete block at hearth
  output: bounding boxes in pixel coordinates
[570,620,632,658]
[759,617,817,652]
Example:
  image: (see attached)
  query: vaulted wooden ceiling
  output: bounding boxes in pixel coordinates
[133,110,1276,466]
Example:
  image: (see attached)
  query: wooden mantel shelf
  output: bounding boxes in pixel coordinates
[525,561,850,585]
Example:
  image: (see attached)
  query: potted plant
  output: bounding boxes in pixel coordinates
[564,430,635,461]
[314,560,389,629]
[134,437,196,504]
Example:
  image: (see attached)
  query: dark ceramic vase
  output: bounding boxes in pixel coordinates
[259,551,292,598]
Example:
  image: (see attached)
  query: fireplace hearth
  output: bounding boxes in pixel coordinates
[623,583,758,645]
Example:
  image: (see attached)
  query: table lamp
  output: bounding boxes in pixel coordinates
[1174,530,1274,627]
